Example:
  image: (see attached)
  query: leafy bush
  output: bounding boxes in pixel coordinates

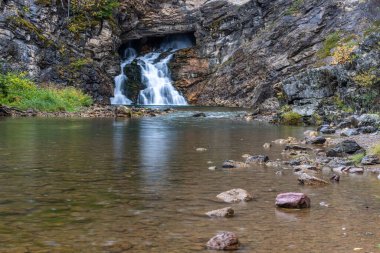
[0,72,92,112]
[281,111,303,125]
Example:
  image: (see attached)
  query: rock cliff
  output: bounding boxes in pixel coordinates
[1,0,379,116]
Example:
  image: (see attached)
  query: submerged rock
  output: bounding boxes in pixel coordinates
[326,140,363,157]
[216,189,253,203]
[222,160,246,169]
[293,164,318,173]
[284,145,310,151]
[196,147,208,152]
[206,207,234,218]
[245,155,269,164]
[343,167,364,174]
[330,174,340,182]
[263,143,272,149]
[206,232,240,250]
[192,113,206,117]
[298,173,329,186]
[275,192,311,209]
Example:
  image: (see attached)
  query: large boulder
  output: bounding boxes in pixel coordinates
[206,232,240,250]
[326,140,363,157]
[319,125,336,134]
[206,207,234,218]
[275,192,311,209]
[216,189,253,203]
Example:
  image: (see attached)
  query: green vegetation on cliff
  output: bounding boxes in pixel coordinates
[0,72,92,112]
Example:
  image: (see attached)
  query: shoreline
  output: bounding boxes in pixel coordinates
[0,105,174,118]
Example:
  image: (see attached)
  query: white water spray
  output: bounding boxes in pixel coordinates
[110,48,137,105]
[137,35,192,105]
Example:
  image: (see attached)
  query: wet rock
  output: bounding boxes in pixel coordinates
[358,114,380,127]
[306,136,326,145]
[336,121,355,129]
[0,105,13,117]
[343,167,364,174]
[115,106,132,118]
[284,145,310,151]
[319,125,336,134]
[304,130,318,138]
[316,157,331,165]
[192,112,206,117]
[196,147,207,152]
[263,143,272,149]
[340,128,359,137]
[327,157,354,167]
[298,173,329,186]
[245,155,269,164]
[275,192,311,209]
[358,126,378,134]
[216,189,253,203]
[326,140,363,157]
[206,232,240,250]
[206,207,234,218]
[222,160,246,169]
[273,139,288,144]
[361,155,380,165]
[293,164,318,173]
[208,166,217,171]
[332,166,347,174]
[330,174,340,182]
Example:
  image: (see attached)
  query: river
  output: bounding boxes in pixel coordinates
[0,107,379,252]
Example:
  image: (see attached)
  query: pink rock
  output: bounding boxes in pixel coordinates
[275,192,310,209]
[206,231,240,250]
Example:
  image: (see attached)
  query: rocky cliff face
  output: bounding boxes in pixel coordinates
[1,0,379,116]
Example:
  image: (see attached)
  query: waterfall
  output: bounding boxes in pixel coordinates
[110,48,137,105]
[137,35,192,105]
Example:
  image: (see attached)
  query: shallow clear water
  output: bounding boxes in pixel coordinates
[0,108,380,252]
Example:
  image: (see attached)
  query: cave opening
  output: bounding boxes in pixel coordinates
[118,32,196,58]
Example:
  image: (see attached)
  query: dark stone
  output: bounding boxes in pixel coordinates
[245,155,269,164]
[326,140,363,157]
[284,145,310,151]
[307,136,326,145]
[0,105,12,117]
[330,174,340,182]
[275,192,311,209]
[206,232,240,250]
[358,126,378,134]
[222,160,237,168]
[319,125,336,134]
[192,113,206,117]
[361,155,380,165]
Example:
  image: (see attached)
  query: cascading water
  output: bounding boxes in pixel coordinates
[137,35,192,105]
[110,48,137,105]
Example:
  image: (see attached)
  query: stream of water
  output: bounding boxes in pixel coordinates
[1,108,380,252]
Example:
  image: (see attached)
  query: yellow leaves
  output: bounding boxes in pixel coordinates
[331,43,357,65]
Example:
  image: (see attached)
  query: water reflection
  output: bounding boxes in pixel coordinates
[112,119,129,171]
[138,119,173,186]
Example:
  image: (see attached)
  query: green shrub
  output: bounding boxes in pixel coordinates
[353,68,379,87]
[317,32,341,59]
[282,111,303,125]
[0,72,92,112]
[350,153,365,166]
